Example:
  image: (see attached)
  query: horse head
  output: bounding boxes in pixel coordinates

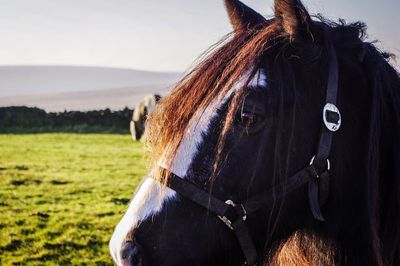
[110,0,400,265]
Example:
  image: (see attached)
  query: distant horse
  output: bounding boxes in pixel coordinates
[130,94,161,141]
[110,0,400,265]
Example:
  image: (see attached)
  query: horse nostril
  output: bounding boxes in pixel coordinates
[121,240,143,266]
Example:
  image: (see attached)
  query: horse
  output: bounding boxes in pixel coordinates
[130,94,161,141]
[110,0,400,265]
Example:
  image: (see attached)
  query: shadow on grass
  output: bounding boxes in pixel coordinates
[111,198,130,205]
[50,180,71,185]
[10,179,42,186]
[15,165,29,171]
[0,240,23,252]
[95,212,115,218]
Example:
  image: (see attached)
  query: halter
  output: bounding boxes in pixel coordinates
[156,44,341,265]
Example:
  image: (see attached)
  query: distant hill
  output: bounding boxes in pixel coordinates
[0,66,181,111]
[0,66,180,97]
[0,85,170,112]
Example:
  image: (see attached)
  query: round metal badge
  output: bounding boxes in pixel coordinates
[323,103,341,132]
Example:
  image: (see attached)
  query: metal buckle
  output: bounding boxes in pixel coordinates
[323,103,341,132]
[309,156,331,179]
[218,200,247,230]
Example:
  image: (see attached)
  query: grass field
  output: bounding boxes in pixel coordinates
[0,134,148,265]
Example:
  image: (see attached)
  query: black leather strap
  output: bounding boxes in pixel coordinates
[243,166,315,215]
[160,169,258,265]
[159,164,319,266]
[307,43,339,221]
[232,219,257,265]
[163,169,230,217]
[162,166,318,221]
[313,44,338,172]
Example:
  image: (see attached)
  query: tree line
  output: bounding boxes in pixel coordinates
[0,106,133,133]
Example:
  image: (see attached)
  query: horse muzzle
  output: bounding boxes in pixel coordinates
[118,239,143,266]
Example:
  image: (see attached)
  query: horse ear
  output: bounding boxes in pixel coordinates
[224,0,266,32]
[274,0,312,39]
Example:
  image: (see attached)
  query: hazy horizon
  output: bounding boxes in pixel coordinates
[0,66,180,97]
[0,66,180,111]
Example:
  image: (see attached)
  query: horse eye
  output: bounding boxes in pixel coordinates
[240,112,258,127]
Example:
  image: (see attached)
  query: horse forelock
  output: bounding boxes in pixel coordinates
[143,23,280,186]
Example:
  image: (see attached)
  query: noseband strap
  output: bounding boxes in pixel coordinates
[155,45,340,266]
[158,163,327,265]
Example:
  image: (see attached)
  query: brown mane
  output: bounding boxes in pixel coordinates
[145,21,282,183]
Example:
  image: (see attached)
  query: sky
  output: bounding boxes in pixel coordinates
[0,0,398,72]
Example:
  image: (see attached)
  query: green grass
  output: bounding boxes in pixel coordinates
[0,134,148,265]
